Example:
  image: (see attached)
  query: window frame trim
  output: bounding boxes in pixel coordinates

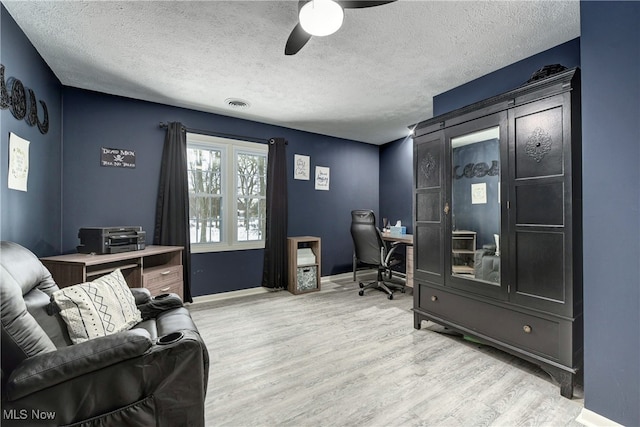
[187,133,268,253]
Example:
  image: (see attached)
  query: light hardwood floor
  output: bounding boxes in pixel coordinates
[189,274,584,426]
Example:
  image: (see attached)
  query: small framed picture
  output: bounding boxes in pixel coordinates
[294,154,310,180]
[471,182,487,204]
[315,166,330,191]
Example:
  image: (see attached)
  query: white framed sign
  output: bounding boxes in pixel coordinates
[471,182,487,204]
[315,166,330,191]
[8,133,30,192]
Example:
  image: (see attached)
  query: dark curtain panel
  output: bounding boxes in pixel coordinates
[154,122,193,302]
[262,137,288,289]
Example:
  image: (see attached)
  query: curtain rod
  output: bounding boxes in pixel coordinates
[159,122,270,144]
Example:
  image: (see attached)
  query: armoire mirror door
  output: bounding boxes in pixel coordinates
[446,112,508,300]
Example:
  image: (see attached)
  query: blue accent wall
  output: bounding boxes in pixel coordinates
[0,4,63,256]
[379,135,413,233]
[433,38,581,116]
[580,2,640,425]
[61,87,379,296]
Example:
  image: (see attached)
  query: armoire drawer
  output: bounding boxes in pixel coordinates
[419,287,560,360]
[143,265,183,297]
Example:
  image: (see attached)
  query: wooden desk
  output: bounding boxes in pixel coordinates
[382,233,413,245]
[382,233,413,288]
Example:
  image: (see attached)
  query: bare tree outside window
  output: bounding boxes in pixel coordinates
[187,147,222,243]
[236,152,267,241]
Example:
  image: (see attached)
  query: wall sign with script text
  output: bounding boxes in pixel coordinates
[0,64,49,135]
[101,147,136,168]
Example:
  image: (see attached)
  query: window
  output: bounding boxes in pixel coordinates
[187,133,267,252]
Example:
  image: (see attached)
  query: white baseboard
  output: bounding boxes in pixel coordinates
[576,408,623,427]
[191,286,270,304]
[190,272,360,304]
[321,271,356,282]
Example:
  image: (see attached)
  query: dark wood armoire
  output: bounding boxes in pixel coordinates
[412,68,582,398]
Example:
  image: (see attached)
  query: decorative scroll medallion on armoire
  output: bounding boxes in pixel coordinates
[412,68,582,398]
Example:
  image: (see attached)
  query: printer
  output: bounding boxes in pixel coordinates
[77,226,146,254]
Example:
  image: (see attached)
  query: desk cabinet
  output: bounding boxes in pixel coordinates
[405,246,414,288]
[41,245,184,300]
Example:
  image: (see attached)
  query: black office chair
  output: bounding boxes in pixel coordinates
[350,210,405,299]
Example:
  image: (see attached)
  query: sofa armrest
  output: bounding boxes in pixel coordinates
[6,329,152,401]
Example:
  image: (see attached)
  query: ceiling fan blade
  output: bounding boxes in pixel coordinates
[285,22,312,55]
[338,0,396,9]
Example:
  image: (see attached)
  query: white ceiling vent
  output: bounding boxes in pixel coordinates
[225,98,250,109]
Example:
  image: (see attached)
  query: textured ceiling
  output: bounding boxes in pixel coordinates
[2,0,580,145]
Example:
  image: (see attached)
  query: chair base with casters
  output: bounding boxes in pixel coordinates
[357,262,406,300]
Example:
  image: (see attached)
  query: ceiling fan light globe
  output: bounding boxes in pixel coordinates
[299,0,344,37]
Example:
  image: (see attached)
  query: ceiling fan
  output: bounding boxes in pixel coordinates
[285,0,397,55]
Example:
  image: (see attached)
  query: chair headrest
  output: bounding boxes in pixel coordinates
[351,209,376,225]
[1,241,58,296]
[1,241,58,375]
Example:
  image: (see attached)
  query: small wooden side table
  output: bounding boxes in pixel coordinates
[287,236,321,295]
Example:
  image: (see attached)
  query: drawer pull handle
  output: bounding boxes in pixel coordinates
[523,325,532,334]
[160,270,172,275]
[431,295,438,302]
[160,287,171,292]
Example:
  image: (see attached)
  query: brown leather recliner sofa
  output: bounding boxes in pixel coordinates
[0,241,209,426]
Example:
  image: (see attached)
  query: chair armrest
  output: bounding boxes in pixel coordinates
[384,242,401,265]
[5,329,152,401]
[138,293,183,320]
[131,287,152,305]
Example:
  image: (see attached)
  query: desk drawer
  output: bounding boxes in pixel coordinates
[143,265,183,298]
[419,287,560,360]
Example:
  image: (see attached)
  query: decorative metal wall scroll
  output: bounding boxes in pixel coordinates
[453,161,499,179]
[1,64,49,134]
[525,127,552,162]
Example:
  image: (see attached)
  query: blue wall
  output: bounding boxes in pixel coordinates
[0,5,63,256]
[581,2,640,425]
[379,135,413,233]
[433,38,581,116]
[61,87,379,296]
